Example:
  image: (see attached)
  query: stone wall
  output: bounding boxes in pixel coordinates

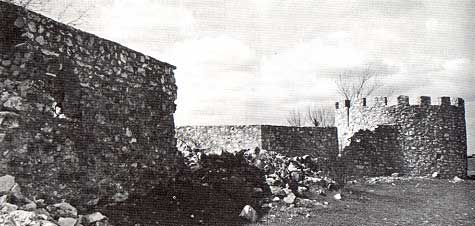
[261,125,338,159]
[176,125,339,159]
[336,96,467,178]
[176,125,262,153]
[0,2,179,210]
[341,125,403,178]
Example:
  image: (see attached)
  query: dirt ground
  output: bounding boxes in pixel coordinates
[252,178,475,226]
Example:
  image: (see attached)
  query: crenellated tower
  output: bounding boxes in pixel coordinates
[335,95,467,178]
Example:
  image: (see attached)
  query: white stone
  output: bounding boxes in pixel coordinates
[0,175,15,193]
[112,192,129,202]
[58,217,77,226]
[287,162,299,172]
[84,212,107,223]
[333,193,342,200]
[52,202,78,217]
[452,176,463,183]
[5,210,36,225]
[283,192,296,204]
[239,205,258,222]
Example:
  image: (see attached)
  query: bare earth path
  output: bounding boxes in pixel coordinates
[252,178,475,226]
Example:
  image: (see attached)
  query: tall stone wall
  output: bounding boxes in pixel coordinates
[335,96,467,178]
[176,125,339,158]
[0,2,179,209]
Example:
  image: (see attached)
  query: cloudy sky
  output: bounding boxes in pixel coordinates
[41,0,474,154]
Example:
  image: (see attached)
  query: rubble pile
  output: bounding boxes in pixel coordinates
[182,148,337,200]
[241,148,336,200]
[0,175,109,226]
[179,147,338,222]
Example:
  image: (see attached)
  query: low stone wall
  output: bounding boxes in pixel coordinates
[0,2,179,209]
[176,125,339,159]
[176,125,262,153]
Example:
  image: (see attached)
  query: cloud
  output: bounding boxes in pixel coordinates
[82,0,194,56]
[165,35,257,72]
[163,35,259,125]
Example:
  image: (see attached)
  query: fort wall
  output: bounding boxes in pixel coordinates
[176,125,339,159]
[336,96,467,178]
[0,2,179,209]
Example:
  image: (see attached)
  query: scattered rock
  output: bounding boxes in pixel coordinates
[58,217,77,226]
[86,198,100,206]
[297,186,308,193]
[391,173,399,177]
[239,205,258,222]
[452,176,463,183]
[112,191,129,202]
[270,186,284,196]
[1,202,18,212]
[3,96,24,111]
[21,202,37,211]
[0,175,16,194]
[333,193,342,200]
[272,197,280,202]
[83,212,107,224]
[283,188,293,195]
[432,172,439,178]
[2,210,36,225]
[48,202,78,218]
[288,162,299,172]
[283,192,296,204]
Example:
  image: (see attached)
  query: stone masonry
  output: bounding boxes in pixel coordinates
[336,96,467,178]
[176,125,338,160]
[0,2,179,209]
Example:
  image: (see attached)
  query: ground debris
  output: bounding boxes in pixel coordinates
[0,174,110,226]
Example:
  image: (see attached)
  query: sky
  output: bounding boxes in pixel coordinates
[40,0,475,154]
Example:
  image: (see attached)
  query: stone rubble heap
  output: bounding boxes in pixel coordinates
[180,147,337,222]
[240,148,336,200]
[0,175,109,226]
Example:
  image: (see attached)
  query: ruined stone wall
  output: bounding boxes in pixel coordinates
[176,125,339,158]
[336,96,467,178]
[0,2,179,210]
[341,125,403,178]
[335,97,393,149]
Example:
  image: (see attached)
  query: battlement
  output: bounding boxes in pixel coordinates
[335,95,465,109]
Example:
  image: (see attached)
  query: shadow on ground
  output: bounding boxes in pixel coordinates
[102,152,272,225]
